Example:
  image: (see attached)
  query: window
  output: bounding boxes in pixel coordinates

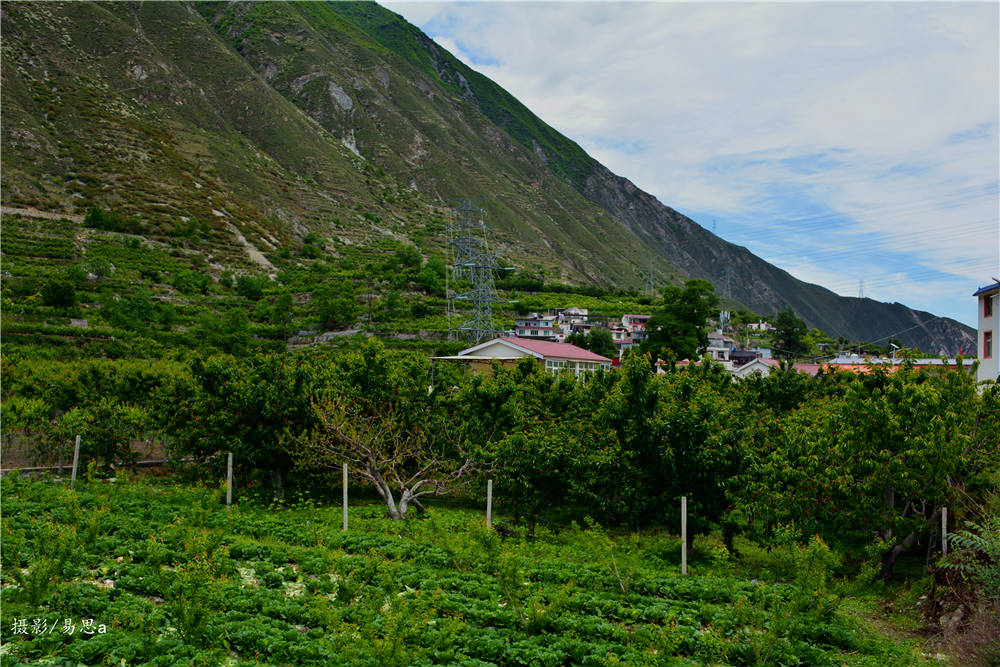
[986,296,994,318]
[985,331,993,359]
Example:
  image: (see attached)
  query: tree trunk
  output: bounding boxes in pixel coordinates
[397,489,413,521]
[879,507,943,582]
[879,532,916,582]
[379,479,403,520]
[272,468,285,501]
[722,521,737,556]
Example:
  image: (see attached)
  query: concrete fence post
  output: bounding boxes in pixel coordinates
[70,435,81,490]
[941,506,948,556]
[486,479,493,529]
[226,452,233,506]
[342,463,349,531]
[681,495,688,575]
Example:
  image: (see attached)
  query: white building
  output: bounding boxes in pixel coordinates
[974,281,999,383]
[705,332,736,362]
[514,314,558,340]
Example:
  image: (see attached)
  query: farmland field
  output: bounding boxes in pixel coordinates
[1,473,935,667]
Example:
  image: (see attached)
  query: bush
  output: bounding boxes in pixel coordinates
[944,513,1000,608]
[236,275,268,301]
[172,270,210,295]
[41,397,148,470]
[41,279,76,308]
[83,205,141,234]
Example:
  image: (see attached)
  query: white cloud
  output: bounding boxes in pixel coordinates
[385,1,999,327]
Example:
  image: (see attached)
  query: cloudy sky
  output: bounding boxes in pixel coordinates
[384,1,999,328]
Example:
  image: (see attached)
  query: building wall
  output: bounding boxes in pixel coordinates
[978,289,999,382]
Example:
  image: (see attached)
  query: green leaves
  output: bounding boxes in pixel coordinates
[640,278,719,363]
[41,397,148,470]
[773,309,809,359]
[2,475,932,667]
[731,365,995,580]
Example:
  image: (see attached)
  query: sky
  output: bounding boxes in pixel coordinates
[383,0,999,329]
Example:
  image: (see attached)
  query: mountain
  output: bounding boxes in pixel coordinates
[0,1,975,354]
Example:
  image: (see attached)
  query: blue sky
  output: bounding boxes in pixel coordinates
[385,1,1000,329]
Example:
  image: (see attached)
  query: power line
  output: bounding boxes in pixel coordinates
[735,217,997,255]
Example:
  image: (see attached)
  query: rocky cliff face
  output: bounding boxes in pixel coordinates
[0,0,974,353]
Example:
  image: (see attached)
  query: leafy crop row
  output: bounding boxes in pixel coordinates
[1,476,930,667]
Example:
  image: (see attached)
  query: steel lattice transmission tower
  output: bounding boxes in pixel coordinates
[639,257,656,298]
[446,200,506,343]
[449,199,482,282]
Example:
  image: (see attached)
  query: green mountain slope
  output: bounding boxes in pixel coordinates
[0,1,974,353]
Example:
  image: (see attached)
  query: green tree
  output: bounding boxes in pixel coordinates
[658,364,746,550]
[640,279,718,363]
[303,339,479,519]
[773,309,809,359]
[166,353,327,499]
[587,328,618,359]
[172,269,211,295]
[416,256,446,296]
[482,363,616,534]
[44,397,148,471]
[597,353,665,525]
[107,290,155,332]
[374,290,404,322]
[301,233,325,259]
[86,257,113,279]
[269,293,295,338]
[41,279,76,309]
[733,368,999,580]
[306,396,483,520]
[314,285,357,328]
[394,243,422,270]
[567,328,618,359]
[236,274,267,301]
[189,310,251,355]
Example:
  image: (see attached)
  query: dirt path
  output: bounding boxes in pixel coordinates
[226,222,276,272]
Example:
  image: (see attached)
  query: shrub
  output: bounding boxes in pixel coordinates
[236,275,268,301]
[41,279,76,308]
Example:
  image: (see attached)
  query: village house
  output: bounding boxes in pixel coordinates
[746,320,776,333]
[705,332,737,363]
[607,313,652,357]
[440,336,613,377]
[514,307,594,342]
[513,314,558,340]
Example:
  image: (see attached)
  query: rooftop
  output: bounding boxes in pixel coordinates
[973,281,1000,297]
[495,336,612,362]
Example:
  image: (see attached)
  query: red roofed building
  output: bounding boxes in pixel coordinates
[443,336,613,377]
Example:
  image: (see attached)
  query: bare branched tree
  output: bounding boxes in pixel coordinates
[304,397,486,520]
